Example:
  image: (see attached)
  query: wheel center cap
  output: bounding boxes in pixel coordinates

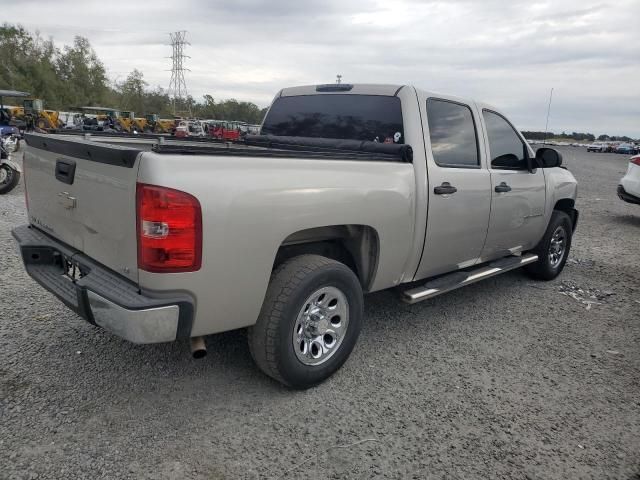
[315,318,329,335]
[307,315,329,336]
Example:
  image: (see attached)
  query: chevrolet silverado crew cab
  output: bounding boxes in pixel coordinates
[13,84,578,388]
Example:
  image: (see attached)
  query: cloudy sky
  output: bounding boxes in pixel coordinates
[4,0,640,136]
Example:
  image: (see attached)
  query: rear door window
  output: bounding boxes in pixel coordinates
[261,94,404,144]
[426,99,479,168]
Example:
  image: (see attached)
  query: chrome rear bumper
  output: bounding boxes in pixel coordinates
[87,292,180,343]
[12,224,194,344]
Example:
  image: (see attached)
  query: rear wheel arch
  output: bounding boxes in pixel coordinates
[274,225,380,291]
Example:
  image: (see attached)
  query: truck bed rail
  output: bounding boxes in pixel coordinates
[153,135,413,163]
[24,131,413,164]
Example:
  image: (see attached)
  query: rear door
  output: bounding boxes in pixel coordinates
[23,134,142,282]
[479,110,547,260]
[414,97,492,280]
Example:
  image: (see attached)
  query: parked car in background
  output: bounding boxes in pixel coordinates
[174,120,189,138]
[615,143,638,155]
[587,143,608,152]
[188,120,207,137]
[247,124,261,135]
[618,155,640,205]
[209,120,242,142]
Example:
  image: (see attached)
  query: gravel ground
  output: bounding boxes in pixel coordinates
[1,146,639,479]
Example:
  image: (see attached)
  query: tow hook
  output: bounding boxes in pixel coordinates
[190,336,207,359]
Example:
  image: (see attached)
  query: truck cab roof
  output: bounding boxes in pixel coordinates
[278,83,497,112]
[280,83,405,97]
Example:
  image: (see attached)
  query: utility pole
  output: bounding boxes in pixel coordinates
[543,87,554,145]
[168,31,191,116]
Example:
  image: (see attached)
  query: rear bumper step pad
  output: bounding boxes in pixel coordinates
[12,224,194,343]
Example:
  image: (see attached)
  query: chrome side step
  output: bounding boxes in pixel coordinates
[401,253,538,304]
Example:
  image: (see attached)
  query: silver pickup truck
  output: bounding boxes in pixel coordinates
[13,84,578,388]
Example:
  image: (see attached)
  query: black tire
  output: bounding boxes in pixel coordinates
[525,210,573,280]
[248,254,363,389]
[0,164,20,194]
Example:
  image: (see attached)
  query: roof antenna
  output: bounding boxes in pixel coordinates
[543,87,554,145]
[336,74,342,84]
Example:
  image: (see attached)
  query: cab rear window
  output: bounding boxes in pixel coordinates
[261,94,405,144]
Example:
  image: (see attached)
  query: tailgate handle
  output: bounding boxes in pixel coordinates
[55,159,76,185]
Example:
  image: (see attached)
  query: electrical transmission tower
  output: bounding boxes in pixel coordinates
[168,31,191,116]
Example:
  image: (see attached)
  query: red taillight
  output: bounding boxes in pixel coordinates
[136,183,202,273]
[631,156,640,166]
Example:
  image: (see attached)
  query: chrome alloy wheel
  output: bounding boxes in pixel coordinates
[549,226,567,267]
[293,286,349,366]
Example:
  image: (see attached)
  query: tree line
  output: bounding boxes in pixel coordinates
[522,130,637,142]
[522,131,596,141]
[0,24,267,124]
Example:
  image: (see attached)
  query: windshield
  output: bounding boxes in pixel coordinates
[262,94,405,144]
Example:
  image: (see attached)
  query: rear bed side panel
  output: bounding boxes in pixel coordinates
[137,152,415,336]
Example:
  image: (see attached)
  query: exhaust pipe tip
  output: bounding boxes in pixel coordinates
[193,349,207,359]
[190,336,207,359]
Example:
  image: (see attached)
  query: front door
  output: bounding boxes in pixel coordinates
[480,110,547,261]
[414,98,492,280]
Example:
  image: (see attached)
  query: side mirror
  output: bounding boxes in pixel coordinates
[536,147,562,168]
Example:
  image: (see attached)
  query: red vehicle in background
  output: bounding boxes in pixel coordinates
[209,120,243,142]
[174,120,189,138]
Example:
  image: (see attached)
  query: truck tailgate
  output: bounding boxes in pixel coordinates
[23,133,142,283]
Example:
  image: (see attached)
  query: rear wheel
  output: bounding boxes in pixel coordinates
[0,164,20,194]
[525,210,573,280]
[248,254,363,389]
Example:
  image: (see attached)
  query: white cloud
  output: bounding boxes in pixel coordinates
[3,0,639,136]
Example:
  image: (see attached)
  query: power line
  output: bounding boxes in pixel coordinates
[167,31,190,116]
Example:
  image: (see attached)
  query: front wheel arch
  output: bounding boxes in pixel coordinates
[553,198,578,230]
[526,210,573,280]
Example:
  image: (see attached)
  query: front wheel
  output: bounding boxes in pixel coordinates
[525,210,573,280]
[0,164,20,194]
[248,254,363,389]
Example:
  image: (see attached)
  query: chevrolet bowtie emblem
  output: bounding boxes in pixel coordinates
[57,192,77,210]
